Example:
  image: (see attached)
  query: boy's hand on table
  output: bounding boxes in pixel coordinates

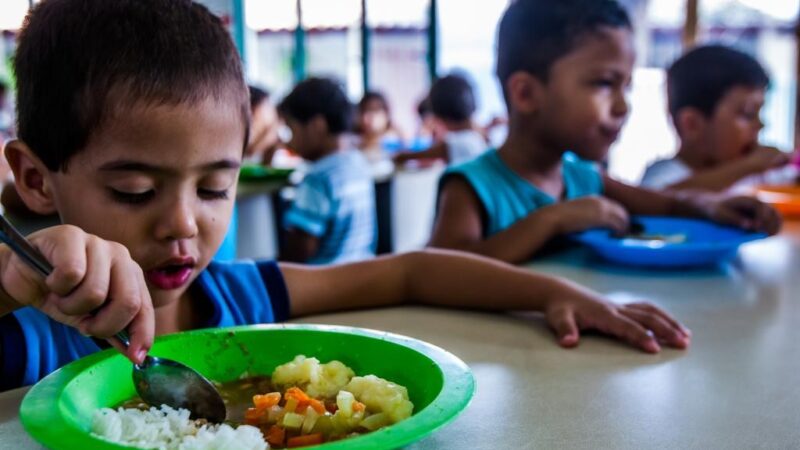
[705,195,781,235]
[544,285,691,353]
[0,224,154,363]
[544,196,629,235]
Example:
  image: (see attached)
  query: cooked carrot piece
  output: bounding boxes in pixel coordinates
[308,398,326,415]
[265,425,286,447]
[244,407,262,425]
[287,433,324,448]
[253,392,282,409]
[285,387,311,402]
[352,401,366,413]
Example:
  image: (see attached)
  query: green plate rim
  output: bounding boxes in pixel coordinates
[20,323,475,450]
[238,165,294,182]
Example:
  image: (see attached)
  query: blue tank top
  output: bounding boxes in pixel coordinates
[441,150,603,237]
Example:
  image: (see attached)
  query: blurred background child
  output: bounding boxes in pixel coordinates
[393,73,488,167]
[279,77,376,264]
[244,85,281,166]
[640,44,798,193]
[353,91,404,162]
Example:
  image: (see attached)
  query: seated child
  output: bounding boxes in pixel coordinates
[641,44,798,193]
[278,78,376,264]
[353,91,404,162]
[244,85,281,166]
[0,0,690,391]
[394,74,488,166]
[429,0,781,264]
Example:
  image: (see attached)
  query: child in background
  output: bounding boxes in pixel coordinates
[244,85,281,166]
[1,0,691,391]
[429,0,780,264]
[354,91,403,162]
[640,44,798,193]
[278,77,376,264]
[393,74,488,166]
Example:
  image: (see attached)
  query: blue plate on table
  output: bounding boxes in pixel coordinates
[573,216,767,268]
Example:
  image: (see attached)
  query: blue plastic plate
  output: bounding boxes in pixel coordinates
[573,216,767,267]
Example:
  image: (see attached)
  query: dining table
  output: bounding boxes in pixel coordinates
[2,222,800,449]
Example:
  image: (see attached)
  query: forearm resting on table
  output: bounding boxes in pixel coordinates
[282,248,568,317]
[430,210,559,264]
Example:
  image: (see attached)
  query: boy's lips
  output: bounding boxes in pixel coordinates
[145,256,196,290]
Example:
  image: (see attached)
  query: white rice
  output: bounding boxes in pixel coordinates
[91,405,268,450]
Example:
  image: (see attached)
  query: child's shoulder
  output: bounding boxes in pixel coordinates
[640,157,690,188]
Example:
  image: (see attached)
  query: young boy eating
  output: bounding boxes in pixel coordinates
[0,0,689,391]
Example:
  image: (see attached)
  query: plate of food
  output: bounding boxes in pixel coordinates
[753,185,800,218]
[239,165,294,183]
[20,324,475,450]
[572,216,767,267]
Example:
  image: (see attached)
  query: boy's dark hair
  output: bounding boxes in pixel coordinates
[14,0,249,172]
[249,85,270,111]
[496,0,631,92]
[429,74,476,122]
[358,91,390,114]
[667,44,770,119]
[278,77,353,134]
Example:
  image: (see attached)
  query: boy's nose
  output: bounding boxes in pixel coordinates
[155,199,199,241]
[611,91,629,118]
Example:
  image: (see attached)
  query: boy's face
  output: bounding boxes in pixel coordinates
[534,27,634,161]
[702,86,765,163]
[45,98,243,308]
[284,116,328,161]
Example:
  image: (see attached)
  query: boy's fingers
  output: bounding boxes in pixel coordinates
[55,240,111,316]
[619,307,690,349]
[126,268,155,364]
[598,312,661,353]
[548,308,580,348]
[77,254,141,338]
[42,233,88,296]
[625,302,691,337]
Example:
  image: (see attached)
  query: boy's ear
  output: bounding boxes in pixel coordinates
[3,140,58,215]
[674,107,707,140]
[505,71,546,114]
[308,115,329,135]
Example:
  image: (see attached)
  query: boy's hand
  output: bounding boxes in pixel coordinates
[544,286,691,353]
[545,196,629,235]
[0,225,154,364]
[705,195,781,235]
[745,146,791,172]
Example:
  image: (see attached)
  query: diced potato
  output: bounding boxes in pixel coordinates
[282,412,305,430]
[344,375,413,423]
[336,391,356,417]
[359,412,390,431]
[272,355,355,398]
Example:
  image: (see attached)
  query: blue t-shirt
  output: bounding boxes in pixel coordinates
[0,260,289,390]
[283,150,376,264]
[441,150,604,237]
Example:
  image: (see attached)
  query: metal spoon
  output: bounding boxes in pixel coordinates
[0,214,227,423]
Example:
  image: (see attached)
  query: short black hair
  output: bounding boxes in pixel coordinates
[249,85,270,111]
[429,74,476,122]
[358,91,390,114]
[14,0,249,172]
[496,0,631,89]
[667,44,770,118]
[278,77,353,134]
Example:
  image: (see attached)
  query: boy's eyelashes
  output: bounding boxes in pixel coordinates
[107,188,230,205]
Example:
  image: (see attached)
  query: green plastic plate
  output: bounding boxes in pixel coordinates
[239,165,293,182]
[20,324,474,449]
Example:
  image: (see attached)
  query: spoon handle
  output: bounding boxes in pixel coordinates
[0,214,129,349]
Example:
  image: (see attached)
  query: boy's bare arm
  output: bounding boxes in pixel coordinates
[428,177,560,263]
[666,147,790,192]
[281,228,321,263]
[604,176,781,234]
[280,249,691,353]
[393,142,448,164]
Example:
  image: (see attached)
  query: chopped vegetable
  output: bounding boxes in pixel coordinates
[286,433,324,448]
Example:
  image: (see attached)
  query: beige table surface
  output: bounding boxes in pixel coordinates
[3,223,800,449]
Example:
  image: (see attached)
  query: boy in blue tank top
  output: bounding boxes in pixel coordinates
[430,0,781,264]
[0,0,691,390]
